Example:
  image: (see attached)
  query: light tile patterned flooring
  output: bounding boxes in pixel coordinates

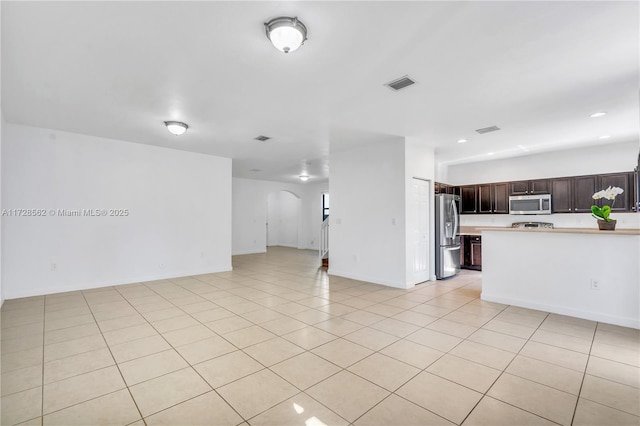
[1,247,639,426]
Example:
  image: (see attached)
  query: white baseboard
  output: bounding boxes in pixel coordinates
[482,292,640,329]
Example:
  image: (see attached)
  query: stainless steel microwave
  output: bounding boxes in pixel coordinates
[509,194,552,215]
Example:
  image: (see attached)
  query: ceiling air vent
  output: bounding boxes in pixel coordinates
[475,126,500,134]
[254,135,271,141]
[385,75,416,91]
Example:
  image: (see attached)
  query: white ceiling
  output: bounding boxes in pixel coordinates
[2,1,638,184]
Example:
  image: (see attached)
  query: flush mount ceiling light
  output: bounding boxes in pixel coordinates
[457,139,468,144]
[164,121,188,136]
[264,16,308,53]
[599,135,611,139]
[299,175,310,182]
[590,112,607,118]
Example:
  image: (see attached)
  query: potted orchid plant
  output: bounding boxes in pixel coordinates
[591,186,624,230]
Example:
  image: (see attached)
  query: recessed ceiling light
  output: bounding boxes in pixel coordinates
[599,135,611,139]
[590,112,607,118]
[264,16,307,54]
[487,152,495,156]
[457,139,468,144]
[299,175,310,182]
[164,121,188,136]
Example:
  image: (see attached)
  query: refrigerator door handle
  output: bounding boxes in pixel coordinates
[452,199,459,238]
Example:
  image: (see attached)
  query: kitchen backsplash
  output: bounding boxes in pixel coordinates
[460,213,640,229]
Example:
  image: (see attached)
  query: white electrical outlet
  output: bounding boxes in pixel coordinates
[590,279,601,290]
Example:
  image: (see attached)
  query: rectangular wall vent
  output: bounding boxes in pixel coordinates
[385,76,416,91]
[475,126,500,134]
[254,135,271,141]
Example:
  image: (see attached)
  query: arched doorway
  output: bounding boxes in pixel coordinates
[266,190,301,248]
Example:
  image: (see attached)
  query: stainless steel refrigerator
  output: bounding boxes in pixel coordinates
[435,194,461,279]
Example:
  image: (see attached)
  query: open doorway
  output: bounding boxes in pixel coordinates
[267,190,301,248]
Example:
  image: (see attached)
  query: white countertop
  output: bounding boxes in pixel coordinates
[477,227,640,236]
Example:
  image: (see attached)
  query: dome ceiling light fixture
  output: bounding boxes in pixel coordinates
[299,175,310,182]
[164,121,188,136]
[264,16,308,54]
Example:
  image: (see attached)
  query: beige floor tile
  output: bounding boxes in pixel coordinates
[102,324,157,347]
[174,335,236,365]
[43,365,125,414]
[44,333,107,363]
[314,318,364,337]
[109,334,171,364]
[468,329,527,353]
[1,346,43,373]
[482,318,536,339]
[449,340,515,370]
[243,337,304,366]
[545,313,596,329]
[162,324,216,347]
[271,352,341,390]
[530,328,593,353]
[506,355,583,395]
[206,316,253,334]
[594,329,640,352]
[494,310,546,328]
[590,340,640,367]
[443,310,491,328]
[343,326,399,351]
[356,394,454,425]
[179,301,219,314]
[1,364,42,396]
[580,374,640,416]
[312,338,373,368]
[0,386,42,425]
[240,308,286,324]
[119,349,188,386]
[1,334,43,355]
[306,370,389,423]
[44,347,114,384]
[43,388,141,426]
[289,308,333,325]
[140,307,184,322]
[150,315,200,333]
[539,320,595,340]
[194,350,263,388]
[134,301,174,314]
[427,354,501,393]
[96,314,147,333]
[44,306,90,321]
[249,392,348,426]
[43,322,100,346]
[380,339,444,369]
[487,373,577,425]
[223,325,276,349]
[145,390,243,426]
[396,371,482,424]
[597,323,640,338]
[190,307,234,323]
[45,314,96,331]
[217,368,299,419]
[349,353,420,391]
[462,396,556,426]
[128,367,211,417]
[393,310,439,327]
[363,303,404,317]
[587,356,640,388]
[316,302,358,316]
[520,340,588,372]
[260,317,307,335]
[225,301,264,315]
[410,303,455,318]
[1,323,43,341]
[272,302,310,315]
[405,328,462,352]
[573,397,640,426]
[369,318,420,338]
[282,326,337,350]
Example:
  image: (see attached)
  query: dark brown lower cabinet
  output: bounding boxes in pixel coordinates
[462,235,482,271]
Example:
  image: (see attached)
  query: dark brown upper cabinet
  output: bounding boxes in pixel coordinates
[509,179,551,195]
[460,186,477,214]
[478,184,492,213]
[597,172,632,212]
[493,183,509,213]
[573,175,597,213]
[551,178,573,213]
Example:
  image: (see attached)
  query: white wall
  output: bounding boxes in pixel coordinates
[329,138,407,287]
[2,123,232,299]
[232,177,327,255]
[482,230,640,328]
[267,191,300,247]
[444,141,638,185]
[404,137,436,285]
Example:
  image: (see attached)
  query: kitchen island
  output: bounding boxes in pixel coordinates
[480,227,640,329]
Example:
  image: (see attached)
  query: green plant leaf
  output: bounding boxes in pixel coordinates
[591,205,604,218]
[602,205,611,220]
